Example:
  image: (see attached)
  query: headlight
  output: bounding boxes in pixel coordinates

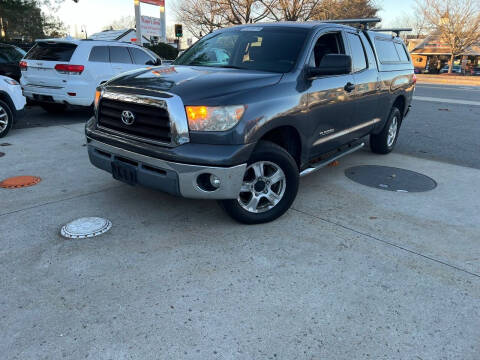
[3,78,19,86]
[185,105,245,131]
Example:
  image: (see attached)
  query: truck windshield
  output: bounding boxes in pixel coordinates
[174,27,308,73]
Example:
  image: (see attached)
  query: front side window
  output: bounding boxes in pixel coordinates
[174,27,309,73]
[346,33,367,72]
[308,32,344,68]
[109,46,132,64]
[130,48,154,65]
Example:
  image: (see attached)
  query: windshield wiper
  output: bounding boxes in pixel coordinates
[216,65,244,69]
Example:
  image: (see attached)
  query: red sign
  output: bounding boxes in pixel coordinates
[141,0,165,6]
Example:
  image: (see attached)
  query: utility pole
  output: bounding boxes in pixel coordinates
[160,1,166,43]
[134,0,143,46]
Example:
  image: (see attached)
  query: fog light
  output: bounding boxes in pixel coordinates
[210,174,221,188]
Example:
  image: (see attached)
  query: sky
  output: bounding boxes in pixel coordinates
[54,0,417,38]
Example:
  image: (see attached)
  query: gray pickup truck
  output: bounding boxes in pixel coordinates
[86,19,415,224]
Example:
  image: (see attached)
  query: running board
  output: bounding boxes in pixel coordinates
[300,142,365,177]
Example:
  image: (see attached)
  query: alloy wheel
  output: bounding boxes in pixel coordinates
[0,105,8,133]
[387,116,398,147]
[237,161,286,213]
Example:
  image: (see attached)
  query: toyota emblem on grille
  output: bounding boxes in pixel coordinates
[121,110,135,125]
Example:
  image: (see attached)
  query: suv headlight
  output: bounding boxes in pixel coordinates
[185,105,245,131]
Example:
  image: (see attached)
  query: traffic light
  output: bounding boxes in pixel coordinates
[175,24,183,38]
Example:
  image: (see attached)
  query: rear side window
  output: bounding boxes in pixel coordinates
[375,39,400,63]
[0,46,24,64]
[109,46,132,64]
[346,33,367,72]
[89,46,109,62]
[394,42,409,62]
[25,42,77,61]
[130,48,154,65]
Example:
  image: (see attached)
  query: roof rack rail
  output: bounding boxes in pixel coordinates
[371,28,412,37]
[321,18,381,29]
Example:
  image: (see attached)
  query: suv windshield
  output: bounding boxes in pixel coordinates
[174,27,308,73]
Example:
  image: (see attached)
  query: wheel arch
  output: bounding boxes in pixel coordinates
[0,91,15,120]
[256,125,303,168]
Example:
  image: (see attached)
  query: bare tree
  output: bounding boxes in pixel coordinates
[312,0,379,21]
[390,12,427,38]
[103,16,136,31]
[417,0,480,73]
[176,0,379,39]
[261,0,322,21]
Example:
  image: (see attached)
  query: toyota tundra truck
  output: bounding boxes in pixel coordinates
[86,19,415,224]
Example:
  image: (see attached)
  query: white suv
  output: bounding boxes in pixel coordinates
[0,75,26,138]
[20,39,161,113]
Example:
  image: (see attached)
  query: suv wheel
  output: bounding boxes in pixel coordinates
[219,141,299,224]
[370,106,401,154]
[0,99,13,138]
[40,103,67,114]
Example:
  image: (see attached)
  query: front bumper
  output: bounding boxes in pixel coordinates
[87,138,247,199]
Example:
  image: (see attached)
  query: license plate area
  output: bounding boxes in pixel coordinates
[111,160,137,186]
[33,94,54,102]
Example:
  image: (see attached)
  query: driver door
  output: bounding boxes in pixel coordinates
[305,30,356,157]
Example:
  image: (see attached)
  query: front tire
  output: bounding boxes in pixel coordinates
[219,141,299,224]
[370,106,401,154]
[0,99,13,138]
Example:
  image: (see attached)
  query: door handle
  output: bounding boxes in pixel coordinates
[344,82,355,92]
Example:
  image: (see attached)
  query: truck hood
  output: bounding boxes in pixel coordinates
[105,65,283,104]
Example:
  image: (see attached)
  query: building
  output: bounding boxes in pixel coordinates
[88,29,150,46]
[408,32,480,74]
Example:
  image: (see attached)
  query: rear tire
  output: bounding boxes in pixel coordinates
[40,103,67,114]
[0,99,13,138]
[370,106,401,154]
[219,141,299,224]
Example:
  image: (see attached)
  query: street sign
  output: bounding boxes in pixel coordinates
[141,0,165,5]
[141,15,162,38]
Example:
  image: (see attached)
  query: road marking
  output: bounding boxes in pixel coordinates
[416,84,480,92]
[414,96,480,106]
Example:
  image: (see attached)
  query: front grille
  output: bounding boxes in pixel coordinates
[98,98,171,144]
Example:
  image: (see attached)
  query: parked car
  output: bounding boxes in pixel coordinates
[0,75,26,138]
[0,43,27,82]
[86,20,415,224]
[470,66,480,76]
[439,65,462,74]
[20,39,162,113]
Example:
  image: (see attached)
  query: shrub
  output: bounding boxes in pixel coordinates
[146,43,178,60]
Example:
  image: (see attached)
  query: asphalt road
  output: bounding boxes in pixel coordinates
[395,84,480,169]
[13,83,480,169]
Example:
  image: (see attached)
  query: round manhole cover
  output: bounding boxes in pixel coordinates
[345,166,437,193]
[61,217,112,239]
[0,175,42,189]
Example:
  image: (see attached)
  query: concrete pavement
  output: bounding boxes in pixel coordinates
[1,123,479,359]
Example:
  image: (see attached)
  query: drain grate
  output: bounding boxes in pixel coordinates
[345,166,437,193]
[0,176,42,189]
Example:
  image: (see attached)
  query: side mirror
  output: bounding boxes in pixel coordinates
[307,54,352,77]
